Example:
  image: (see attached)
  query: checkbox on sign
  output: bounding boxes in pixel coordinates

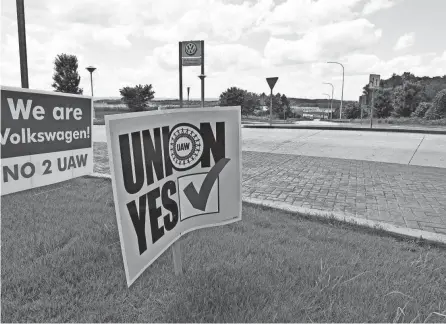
[177,172,220,221]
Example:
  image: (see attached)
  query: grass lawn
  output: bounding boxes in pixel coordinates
[2,177,446,323]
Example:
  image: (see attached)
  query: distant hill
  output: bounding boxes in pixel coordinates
[95,97,354,109]
[288,97,355,109]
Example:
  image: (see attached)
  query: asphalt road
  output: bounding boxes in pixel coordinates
[93,125,446,168]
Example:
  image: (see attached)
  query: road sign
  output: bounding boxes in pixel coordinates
[105,106,242,287]
[182,41,202,66]
[266,77,278,90]
[369,74,380,89]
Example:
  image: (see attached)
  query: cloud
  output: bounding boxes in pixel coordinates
[264,19,382,65]
[258,0,362,35]
[393,32,415,51]
[207,44,266,71]
[362,0,403,15]
[338,52,445,79]
[143,0,273,43]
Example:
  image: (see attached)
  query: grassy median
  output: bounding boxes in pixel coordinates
[2,176,446,323]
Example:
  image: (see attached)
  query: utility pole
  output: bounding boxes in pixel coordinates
[16,0,29,88]
[323,82,334,119]
[327,61,344,119]
[323,93,330,120]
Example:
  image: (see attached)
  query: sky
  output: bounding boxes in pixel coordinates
[1,0,446,101]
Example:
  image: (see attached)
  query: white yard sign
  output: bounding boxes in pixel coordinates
[105,107,242,286]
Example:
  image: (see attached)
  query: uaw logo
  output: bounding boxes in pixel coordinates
[169,123,203,171]
[184,42,197,56]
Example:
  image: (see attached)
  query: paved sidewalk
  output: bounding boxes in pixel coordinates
[242,151,446,235]
[92,142,446,236]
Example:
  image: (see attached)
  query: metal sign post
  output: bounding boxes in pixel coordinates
[266,77,278,126]
[179,42,183,108]
[16,0,29,88]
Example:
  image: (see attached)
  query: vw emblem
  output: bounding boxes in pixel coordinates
[184,42,197,56]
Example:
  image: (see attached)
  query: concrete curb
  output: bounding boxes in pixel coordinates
[242,124,446,135]
[87,173,446,246]
[243,197,446,246]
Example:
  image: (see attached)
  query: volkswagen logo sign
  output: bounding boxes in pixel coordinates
[169,123,204,171]
[184,42,197,56]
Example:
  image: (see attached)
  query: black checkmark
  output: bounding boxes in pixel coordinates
[183,158,231,211]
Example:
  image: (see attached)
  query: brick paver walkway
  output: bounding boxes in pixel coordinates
[93,143,446,236]
[242,151,446,235]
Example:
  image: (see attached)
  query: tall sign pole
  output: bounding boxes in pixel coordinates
[266,77,278,126]
[200,40,205,108]
[16,0,29,88]
[179,42,183,108]
[369,74,380,129]
[180,40,204,108]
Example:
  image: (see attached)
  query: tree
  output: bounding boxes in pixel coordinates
[51,53,83,94]
[219,87,260,116]
[343,102,361,119]
[219,87,245,107]
[391,82,425,117]
[265,93,283,116]
[119,84,155,112]
[391,86,406,117]
[280,94,291,119]
[242,91,260,116]
[411,102,432,118]
[428,88,446,119]
[373,88,393,118]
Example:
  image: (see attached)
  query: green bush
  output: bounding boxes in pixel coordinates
[411,102,432,118]
[431,89,446,118]
[424,106,440,120]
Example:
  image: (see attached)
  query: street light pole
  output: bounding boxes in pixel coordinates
[86,66,96,119]
[198,75,206,108]
[327,61,344,119]
[323,93,330,120]
[323,82,334,119]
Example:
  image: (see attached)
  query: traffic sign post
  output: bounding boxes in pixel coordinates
[368,74,380,129]
[266,77,278,126]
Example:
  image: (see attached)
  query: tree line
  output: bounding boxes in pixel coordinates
[342,72,446,120]
[218,87,294,118]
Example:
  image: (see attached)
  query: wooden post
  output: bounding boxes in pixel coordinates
[172,240,183,275]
